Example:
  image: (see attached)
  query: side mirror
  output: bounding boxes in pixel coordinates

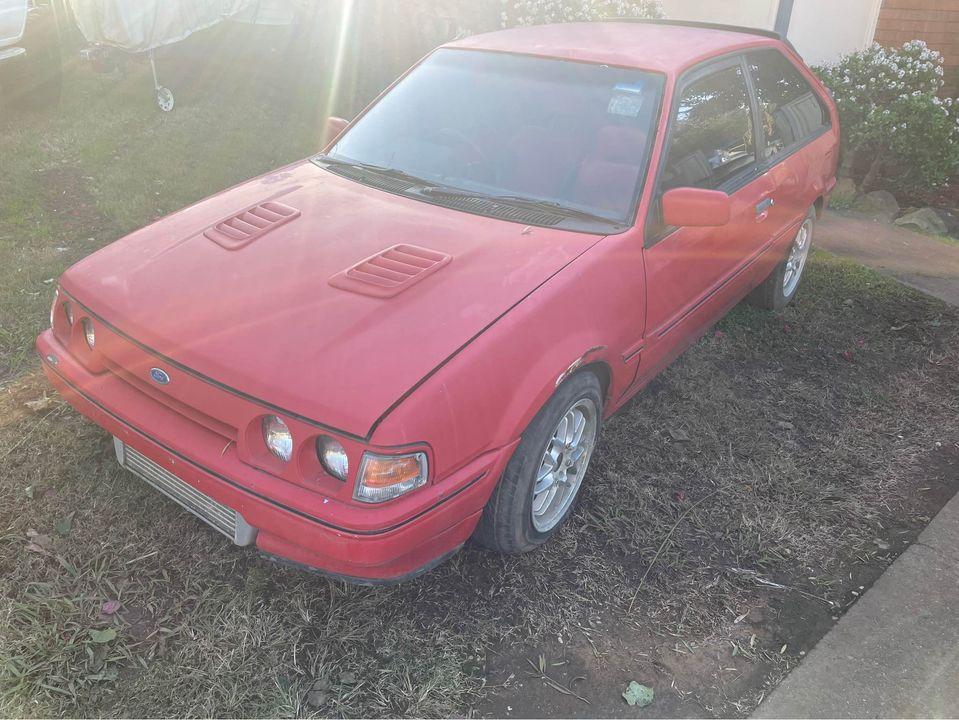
[661,187,731,227]
[323,116,349,148]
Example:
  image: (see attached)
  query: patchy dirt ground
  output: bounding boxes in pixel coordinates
[478,444,959,718]
[2,45,958,719]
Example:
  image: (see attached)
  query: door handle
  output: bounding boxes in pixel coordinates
[756,197,775,214]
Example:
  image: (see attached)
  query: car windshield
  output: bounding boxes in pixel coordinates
[322,48,664,228]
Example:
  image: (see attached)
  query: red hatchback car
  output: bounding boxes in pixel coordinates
[37,20,838,583]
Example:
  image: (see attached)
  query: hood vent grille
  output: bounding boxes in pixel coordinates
[204,201,300,250]
[329,244,452,298]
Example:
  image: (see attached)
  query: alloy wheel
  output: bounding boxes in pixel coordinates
[531,397,598,532]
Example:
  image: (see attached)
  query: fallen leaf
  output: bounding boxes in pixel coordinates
[25,530,52,549]
[86,667,118,683]
[622,681,654,707]
[305,690,328,708]
[841,350,854,362]
[24,395,54,412]
[55,515,73,537]
[776,420,795,430]
[671,489,686,503]
[713,330,725,339]
[668,428,691,443]
[89,628,117,644]
[873,539,891,550]
[339,670,357,685]
[101,600,121,616]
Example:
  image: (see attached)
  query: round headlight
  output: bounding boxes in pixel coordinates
[317,436,349,480]
[82,318,95,348]
[63,301,74,326]
[262,415,293,462]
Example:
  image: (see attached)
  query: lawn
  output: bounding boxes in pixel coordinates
[1,37,958,719]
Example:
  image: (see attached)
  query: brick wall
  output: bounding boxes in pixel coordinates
[874,0,959,93]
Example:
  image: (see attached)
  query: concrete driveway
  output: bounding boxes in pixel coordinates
[816,212,959,307]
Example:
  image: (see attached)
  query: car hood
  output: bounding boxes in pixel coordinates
[61,160,604,437]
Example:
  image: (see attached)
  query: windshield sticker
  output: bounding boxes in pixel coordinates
[608,83,645,116]
[608,91,643,117]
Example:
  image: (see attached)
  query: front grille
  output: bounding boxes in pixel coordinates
[114,439,257,546]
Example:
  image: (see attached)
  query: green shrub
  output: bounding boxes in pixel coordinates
[814,40,959,202]
[499,0,663,27]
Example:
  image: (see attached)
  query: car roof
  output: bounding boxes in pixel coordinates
[445,21,784,75]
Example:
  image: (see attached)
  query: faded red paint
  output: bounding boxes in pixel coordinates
[36,22,839,582]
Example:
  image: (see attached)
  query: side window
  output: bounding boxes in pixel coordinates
[660,63,756,193]
[748,49,829,159]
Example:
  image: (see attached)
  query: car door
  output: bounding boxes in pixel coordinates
[637,55,773,382]
[745,48,834,236]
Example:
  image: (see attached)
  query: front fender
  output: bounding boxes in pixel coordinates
[370,233,645,484]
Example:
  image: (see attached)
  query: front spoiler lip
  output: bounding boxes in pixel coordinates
[38,348,487,538]
[263,544,465,586]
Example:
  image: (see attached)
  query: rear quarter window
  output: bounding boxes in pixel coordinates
[747,49,830,159]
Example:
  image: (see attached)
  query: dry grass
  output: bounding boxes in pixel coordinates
[2,42,958,719]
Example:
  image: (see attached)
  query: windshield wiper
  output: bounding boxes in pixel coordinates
[419,186,622,226]
[315,155,432,186]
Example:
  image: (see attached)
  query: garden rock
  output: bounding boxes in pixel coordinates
[831,177,857,207]
[933,208,959,237]
[894,207,948,235]
[853,190,900,223]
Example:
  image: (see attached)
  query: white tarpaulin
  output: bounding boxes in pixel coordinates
[67,0,259,52]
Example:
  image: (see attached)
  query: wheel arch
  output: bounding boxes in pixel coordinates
[813,195,825,219]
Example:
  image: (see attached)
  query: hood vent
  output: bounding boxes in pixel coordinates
[204,201,300,250]
[329,244,452,298]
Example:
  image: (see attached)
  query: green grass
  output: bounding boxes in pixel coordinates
[2,43,958,719]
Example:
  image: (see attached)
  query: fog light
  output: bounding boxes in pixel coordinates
[262,415,293,462]
[317,436,349,480]
[82,318,95,348]
[354,451,428,503]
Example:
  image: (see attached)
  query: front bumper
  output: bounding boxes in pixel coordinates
[37,329,514,583]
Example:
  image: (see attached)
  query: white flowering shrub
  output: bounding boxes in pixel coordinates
[815,40,959,200]
[500,0,664,28]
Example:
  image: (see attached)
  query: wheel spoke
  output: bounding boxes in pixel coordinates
[534,470,556,496]
[571,411,587,446]
[555,415,569,447]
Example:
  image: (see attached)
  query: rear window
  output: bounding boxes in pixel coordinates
[747,49,829,158]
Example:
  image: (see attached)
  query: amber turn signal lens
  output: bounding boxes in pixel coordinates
[354,452,428,503]
[362,455,421,488]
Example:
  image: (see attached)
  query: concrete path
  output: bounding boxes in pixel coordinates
[753,490,959,719]
[817,211,959,306]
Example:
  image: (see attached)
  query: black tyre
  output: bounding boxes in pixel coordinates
[474,372,603,554]
[747,207,815,311]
